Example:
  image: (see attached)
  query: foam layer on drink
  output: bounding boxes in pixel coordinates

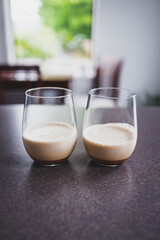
[23,122,77,163]
[83,123,137,164]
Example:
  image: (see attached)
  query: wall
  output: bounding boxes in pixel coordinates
[93,0,160,104]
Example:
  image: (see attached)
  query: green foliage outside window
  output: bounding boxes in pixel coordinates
[39,0,93,54]
[39,0,92,41]
[15,37,52,59]
[15,0,93,59]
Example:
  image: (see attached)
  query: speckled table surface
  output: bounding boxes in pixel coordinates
[0,105,160,240]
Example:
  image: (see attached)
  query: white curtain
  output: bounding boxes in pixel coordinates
[0,0,15,64]
[92,0,101,67]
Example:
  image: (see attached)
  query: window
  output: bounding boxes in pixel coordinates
[11,0,93,62]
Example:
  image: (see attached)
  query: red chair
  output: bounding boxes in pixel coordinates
[0,65,42,104]
[94,57,123,89]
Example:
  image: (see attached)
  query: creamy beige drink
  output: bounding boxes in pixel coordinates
[83,123,137,166]
[23,122,77,165]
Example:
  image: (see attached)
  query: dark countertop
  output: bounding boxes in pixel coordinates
[0,105,160,240]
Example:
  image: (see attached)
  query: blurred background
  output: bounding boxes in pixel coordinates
[0,0,160,106]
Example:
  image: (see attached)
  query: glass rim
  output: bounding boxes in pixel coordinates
[25,87,73,99]
[89,87,136,100]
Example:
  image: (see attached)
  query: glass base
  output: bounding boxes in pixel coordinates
[97,162,118,167]
[35,162,60,167]
[92,158,126,167]
[33,158,66,167]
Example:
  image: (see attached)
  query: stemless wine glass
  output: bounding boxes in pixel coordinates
[83,87,137,167]
[22,87,77,166]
